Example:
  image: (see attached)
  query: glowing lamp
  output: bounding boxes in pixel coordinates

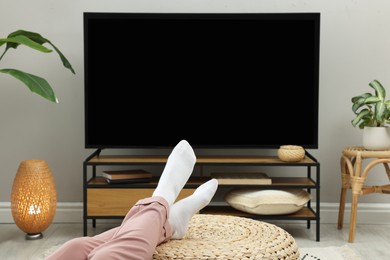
[11,160,57,239]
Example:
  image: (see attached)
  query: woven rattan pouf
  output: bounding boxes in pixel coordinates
[154,214,299,260]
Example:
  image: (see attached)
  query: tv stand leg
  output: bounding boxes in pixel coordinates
[83,218,87,236]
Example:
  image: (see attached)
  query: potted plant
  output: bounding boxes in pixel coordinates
[0,29,75,103]
[351,79,390,150]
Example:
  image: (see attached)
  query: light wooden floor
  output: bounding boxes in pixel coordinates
[0,220,388,259]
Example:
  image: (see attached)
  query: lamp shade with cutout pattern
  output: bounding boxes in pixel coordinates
[11,160,57,239]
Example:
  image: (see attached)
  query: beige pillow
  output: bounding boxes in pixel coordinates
[225,188,311,215]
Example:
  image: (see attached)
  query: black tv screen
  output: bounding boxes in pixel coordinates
[84,12,320,149]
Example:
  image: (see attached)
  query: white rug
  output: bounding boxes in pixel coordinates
[299,245,362,260]
[39,244,362,259]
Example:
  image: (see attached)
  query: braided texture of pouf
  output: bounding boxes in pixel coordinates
[154,214,299,260]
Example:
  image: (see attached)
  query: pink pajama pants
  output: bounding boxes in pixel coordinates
[46,197,172,260]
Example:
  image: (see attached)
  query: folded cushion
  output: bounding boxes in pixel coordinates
[225,188,311,215]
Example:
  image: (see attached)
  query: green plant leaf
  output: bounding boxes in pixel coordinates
[351,96,380,114]
[352,93,372,104]
[351,80,390,128]
[375,101,386,124]
[0,68,57,103]
[364,96,381,104]
[2,30,75,74]
[369,79,386,101]
[351,109,373,127]
[352,102,369,114]
[47,42,75,74]
[0,35,52,54]
[6,30,49,51]
[0,29,76,103]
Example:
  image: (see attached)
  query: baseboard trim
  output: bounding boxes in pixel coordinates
[319,202,390,224]
[1,202,390,224]
[0,202,83,224]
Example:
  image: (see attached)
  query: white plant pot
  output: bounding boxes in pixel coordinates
[362,126,390,150]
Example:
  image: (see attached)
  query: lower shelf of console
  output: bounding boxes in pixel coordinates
[87,188,316,221]
[87,188,196,216]
[86,176,317,220]
[201,205,317,220]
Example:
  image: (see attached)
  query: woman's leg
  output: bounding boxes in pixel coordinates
[88,140,196,259]
[47,140,197,260]
[46,197,170,260]
[152,139,196,206]
[88,197,170,260]
[169,178,219,239]
[45,226,118,260]
[88,179,218,260]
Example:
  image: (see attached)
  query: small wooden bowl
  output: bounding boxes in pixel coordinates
[278,145,305,162]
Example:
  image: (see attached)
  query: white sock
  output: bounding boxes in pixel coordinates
[168,178,219,239]
[152,140,196,206]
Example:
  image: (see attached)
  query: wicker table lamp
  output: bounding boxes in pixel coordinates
[11,160,57,240]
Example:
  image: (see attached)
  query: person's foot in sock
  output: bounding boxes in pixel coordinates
[152,140,196,206]
[168,178,219,239]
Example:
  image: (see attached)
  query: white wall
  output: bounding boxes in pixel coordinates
[1,0,390,208]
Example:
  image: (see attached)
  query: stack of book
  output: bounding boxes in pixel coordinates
[102,169,152,184]
[210,172,272,185]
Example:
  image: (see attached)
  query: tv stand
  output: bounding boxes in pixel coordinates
[83,150,320,241]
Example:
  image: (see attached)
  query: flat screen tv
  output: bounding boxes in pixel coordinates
[84,12,320,150]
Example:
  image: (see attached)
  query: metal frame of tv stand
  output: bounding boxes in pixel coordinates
[83,149,320,241]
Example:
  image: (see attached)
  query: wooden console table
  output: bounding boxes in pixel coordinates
[83,150,320,240]
[338,146,390,242]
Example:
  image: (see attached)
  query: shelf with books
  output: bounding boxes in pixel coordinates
[83,151,320,241]
[87,176,315,189]
[88,176,211,188]
[101,169,152,184]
